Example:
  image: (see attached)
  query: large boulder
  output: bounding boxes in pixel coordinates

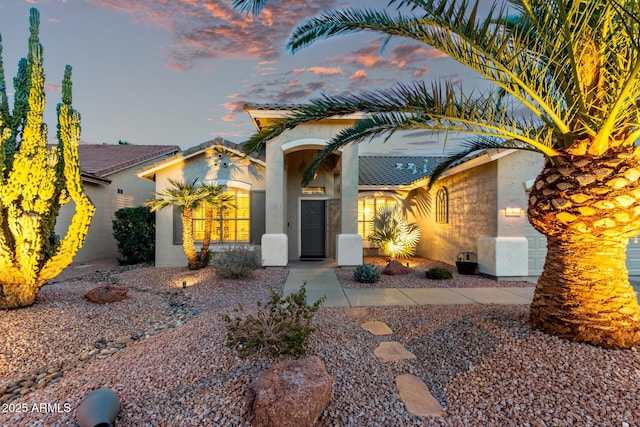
[382,260,412,275]
[85,285,128,304]
[247,356,332,427]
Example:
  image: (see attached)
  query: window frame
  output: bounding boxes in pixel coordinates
[192,187,251,244]
[357,193,401,241]
[435,187,448,224]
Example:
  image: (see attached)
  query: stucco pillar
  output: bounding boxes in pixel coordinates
[478,236,529,280]
[336,143,362,267]
[262,140,288,267]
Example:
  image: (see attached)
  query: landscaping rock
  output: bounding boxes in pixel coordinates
[396,374,445,417]
[374,341,417,362]
[382,260,412,275]
[247,355,333,427]
[361,321,393,335]
[85,285,128,304]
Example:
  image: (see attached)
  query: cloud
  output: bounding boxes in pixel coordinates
[90,0,342,68]
[290,66,345,76]
[44,83,61,93]
[350,70,367,81]
[330,39,446,78]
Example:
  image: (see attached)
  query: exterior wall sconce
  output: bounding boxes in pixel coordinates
[505,207,522,217]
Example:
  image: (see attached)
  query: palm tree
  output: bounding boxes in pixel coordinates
[146,179,235,269]
[198,182,235,266]
[234,0,640,348]
[369,205,421,260]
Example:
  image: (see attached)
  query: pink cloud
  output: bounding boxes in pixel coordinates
[90,0,341,68]
[44,83,61,93]
[350,70,367,81]
[290,66,345,76]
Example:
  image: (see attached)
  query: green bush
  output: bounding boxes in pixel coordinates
[353,263,381,283]
[112,206,155,265]
[425,267,453,280]
[211,246,261,278]
[221,283,325,358]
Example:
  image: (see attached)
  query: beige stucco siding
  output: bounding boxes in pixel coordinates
[285,150,339,259]
[417,162,498,265]
[496,150,544,237]
[153,149,266,267]
[416,150,544,274]
[56,166,158,263]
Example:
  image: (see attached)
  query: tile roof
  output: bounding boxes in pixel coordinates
[178,138,265,162]
[244,103,304,111]
[136,137,265,180]
[76,144,180,177]
[359,156,447,186]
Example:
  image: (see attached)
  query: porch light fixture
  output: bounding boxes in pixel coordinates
[505,207,522,217]
[302,187,325,195]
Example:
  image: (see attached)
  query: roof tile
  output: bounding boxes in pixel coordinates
[76,144,180,177]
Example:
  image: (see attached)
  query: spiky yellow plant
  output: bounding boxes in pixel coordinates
[0,9,94,309]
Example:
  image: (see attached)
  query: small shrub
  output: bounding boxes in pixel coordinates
[112,206,155,265]
[353,263,381,283]
[211,246,261,278]
[221,283,325,358]
[425,267,453,280]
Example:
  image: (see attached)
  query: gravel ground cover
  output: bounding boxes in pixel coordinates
[2,261,639,426]
[338,257,536,289]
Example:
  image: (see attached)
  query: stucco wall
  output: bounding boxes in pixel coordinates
[496,150,544,236]
[153,149,266,267]
[56,166,159,263]
[285,150,338,259]
[417,161,498,265]
[261,120,360,264]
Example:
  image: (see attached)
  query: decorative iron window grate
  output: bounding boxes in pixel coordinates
[435,187,448,224]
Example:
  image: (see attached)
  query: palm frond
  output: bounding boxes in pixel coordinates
[286,0,640,152]
[426,136,541,188]
[368,205,421,259]
[231,0,272,16]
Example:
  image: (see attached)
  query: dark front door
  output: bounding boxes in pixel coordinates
[300,200,326,258]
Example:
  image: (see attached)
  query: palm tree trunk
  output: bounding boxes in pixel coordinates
[530,234,640,348]
[181,207,200,270]
[528,148,640,348]
[199,207,214,266]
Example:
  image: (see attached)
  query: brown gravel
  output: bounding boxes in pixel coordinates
[338,256,536,289]
[1,261,639,426]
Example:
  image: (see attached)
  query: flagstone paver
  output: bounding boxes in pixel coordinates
[374,341,416,362]
[395,374,445,417]
[361,321,393,335]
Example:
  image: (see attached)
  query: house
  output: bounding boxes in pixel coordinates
[139,105,640,279]
[55,143,181,263]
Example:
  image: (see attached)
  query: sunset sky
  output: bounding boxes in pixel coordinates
[0,0,492,155]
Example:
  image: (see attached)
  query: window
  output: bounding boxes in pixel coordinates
[435,187,448,224]
[192,188,250,243]
[357,195,399,239]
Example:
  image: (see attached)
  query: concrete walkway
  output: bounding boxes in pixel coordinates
[282,260,535,307]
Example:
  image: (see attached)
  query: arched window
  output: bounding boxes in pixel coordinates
[357,195,399,239]
[435,187,448,224]
[193,187,250,243]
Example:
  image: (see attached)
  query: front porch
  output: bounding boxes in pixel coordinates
[245,105,364,268]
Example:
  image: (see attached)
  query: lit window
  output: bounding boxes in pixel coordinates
[192,188,250,243]
[357,195,399,239]
[435,187,448,224]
